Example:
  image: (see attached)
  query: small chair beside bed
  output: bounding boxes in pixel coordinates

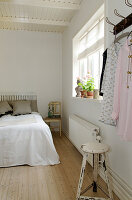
[0,94,60,168]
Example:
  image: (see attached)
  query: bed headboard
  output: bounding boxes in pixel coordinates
[0,93,38,112]
[0,93,37,101]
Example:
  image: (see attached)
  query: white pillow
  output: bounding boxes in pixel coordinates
[12,101,32,116]
[0,101,13,115]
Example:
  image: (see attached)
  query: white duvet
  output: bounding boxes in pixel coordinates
[0,112,60,167]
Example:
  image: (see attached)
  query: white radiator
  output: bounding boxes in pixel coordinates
[69,114,100,165]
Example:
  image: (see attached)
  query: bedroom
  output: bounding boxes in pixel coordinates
[0,0,132,200]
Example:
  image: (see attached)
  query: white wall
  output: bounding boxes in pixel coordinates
[62,0,132,197]
[0,30,62,117]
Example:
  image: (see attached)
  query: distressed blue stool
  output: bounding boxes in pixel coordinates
[76,142,113,200]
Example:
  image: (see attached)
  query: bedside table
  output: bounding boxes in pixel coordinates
[44,117,62,136]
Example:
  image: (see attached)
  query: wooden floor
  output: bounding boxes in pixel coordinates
[0,133,120,200]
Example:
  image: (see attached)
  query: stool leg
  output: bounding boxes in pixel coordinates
[103,153,114,200]
[93,153,98,192]
[76,154,88,200]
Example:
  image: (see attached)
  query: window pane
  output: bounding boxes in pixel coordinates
[87,51,100,89]
[79,58,87,80]
[79,18,104,53]
[87,25,98,48]
[78,50,104,89]
[99,47,104,76]
[99,19,104,39]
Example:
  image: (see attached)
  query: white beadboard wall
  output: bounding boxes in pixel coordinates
[0,30,62,117]
[62,0,132,199]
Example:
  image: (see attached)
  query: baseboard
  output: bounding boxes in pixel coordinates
[63,129,132,200]
[99,166,132,200]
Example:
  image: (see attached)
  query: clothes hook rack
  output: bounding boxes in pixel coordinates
[114,9,126,20]
[125,0,132,7]
[105,17,115,27]
[105,17,117,35]
[114,9,128,32]
[113,13,132,35]
[106,0,132,35]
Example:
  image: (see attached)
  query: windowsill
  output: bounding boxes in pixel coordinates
[72,96,103,103]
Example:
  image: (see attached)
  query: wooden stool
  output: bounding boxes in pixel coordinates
[44,117,62,136]
[76,142,113,200]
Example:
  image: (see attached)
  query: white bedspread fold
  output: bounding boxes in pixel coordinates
[0,116,37,127]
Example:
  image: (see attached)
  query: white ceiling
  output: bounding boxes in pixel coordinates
[0,0,82,33]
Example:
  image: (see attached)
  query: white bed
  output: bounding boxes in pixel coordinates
[0,94,60,167]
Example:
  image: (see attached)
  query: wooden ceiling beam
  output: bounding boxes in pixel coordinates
[0,16,69,26]
[0,0,80,10]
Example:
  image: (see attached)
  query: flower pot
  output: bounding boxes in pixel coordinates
[80,91,84,97]
[81,90,87,98]
[87,91,93,96]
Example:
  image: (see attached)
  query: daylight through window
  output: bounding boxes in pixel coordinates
[73,15,104,97]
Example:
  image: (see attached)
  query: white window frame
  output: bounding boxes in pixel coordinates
[72,4,104,98]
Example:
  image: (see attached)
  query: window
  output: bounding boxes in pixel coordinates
[73,8,104,97]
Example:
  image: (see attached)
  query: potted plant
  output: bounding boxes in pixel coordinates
[78,82,87,98]
[85,78,95,97]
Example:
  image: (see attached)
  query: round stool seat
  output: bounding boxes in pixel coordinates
[81,142,109,154]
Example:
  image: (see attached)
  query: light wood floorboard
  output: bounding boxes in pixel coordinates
[0,133,120,200]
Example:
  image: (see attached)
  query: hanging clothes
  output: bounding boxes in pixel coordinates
[99,42,122,126]
[112,39,132,141]
[99,49,107,96]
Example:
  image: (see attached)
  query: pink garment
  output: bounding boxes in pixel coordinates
[112,39,132,141]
